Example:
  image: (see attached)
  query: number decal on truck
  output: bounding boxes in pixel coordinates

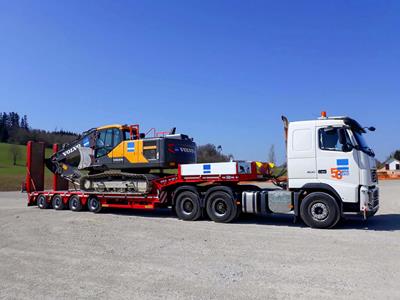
[331,159,349,180]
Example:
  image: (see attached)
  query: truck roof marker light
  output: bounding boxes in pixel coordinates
[321,111,327,118]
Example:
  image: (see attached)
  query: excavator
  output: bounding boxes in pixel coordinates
[45,124,197,194]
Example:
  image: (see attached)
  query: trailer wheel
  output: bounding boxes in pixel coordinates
[175,191,202,221]
[206,191,237,223]
[52,195,65,210]
[37,194,50,209]
[69,195,83,212]
[88,196,102,213]
[300,192,340,229]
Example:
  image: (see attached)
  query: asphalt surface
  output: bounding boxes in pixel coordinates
[0,181,399,300]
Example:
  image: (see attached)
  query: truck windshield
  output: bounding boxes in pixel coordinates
[353,130,375,157]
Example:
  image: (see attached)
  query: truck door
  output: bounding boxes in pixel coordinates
[316,126,360,203]
[287,122,317,188]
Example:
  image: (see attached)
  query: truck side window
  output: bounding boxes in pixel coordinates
[319,127,343,151]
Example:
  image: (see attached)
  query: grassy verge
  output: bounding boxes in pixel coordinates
[0,143,53,191]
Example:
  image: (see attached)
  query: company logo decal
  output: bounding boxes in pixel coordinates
[331,159,349,180]
[203,164,211,174]
[127,142,135,152]
[167,143,196,154]
[62,144,81,157]
[82,137,90,147]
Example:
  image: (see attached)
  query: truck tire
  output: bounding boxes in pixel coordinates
[206,191,238,223]
[300,192,340,229]
[69,195,83,212]
[175,191,202,221]
[52,195,65,210]
[88,196,102,213]
[37,194,50,209]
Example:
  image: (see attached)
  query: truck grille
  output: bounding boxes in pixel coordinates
[371,169,378,183]
[373,189,379,207]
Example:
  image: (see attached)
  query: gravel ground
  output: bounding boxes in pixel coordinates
[0,181,399,300]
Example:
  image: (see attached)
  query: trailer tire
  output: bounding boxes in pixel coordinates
[69,195,83,212]
[37,194,50,209]
[88,196,102,213]
[52,195,65,210]
[206,191,237,223]
[175,191,202,221]
[300,192,340,229]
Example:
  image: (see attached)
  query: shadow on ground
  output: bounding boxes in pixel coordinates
[339,214,400,232]
[99,208,400,232]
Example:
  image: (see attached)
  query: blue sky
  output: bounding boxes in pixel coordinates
[0,0,399,163]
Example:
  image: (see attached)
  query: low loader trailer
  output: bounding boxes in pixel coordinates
[25,112,380,229]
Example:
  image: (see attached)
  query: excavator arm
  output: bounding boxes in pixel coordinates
[45,129,97,183]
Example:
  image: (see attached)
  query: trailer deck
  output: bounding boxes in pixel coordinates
[26,141,270,215]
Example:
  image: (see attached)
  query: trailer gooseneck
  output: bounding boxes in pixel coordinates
[26,112,379,229]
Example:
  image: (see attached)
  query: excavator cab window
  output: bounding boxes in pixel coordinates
[123,130,131,140]
[113,128,122,146]
[95,128,120,158]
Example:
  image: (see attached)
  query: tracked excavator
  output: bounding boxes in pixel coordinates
[45,124,197,194]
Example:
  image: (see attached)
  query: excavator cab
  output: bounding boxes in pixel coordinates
[95,128,121,158]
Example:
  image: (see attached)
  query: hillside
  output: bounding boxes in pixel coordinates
[0,143,53,191]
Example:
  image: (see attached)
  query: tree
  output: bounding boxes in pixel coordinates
[375,159,384,170]
[20,115,29,130]
[197,144,232,163]
[268,144,276,164]
[9,144,21,166]
[8,112,20,128]
[392,150,400,161]
[0,113,9,142]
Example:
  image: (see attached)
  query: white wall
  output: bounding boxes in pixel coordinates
[387,160,400,171]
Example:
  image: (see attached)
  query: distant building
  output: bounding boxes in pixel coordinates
[378,158,400,179]
[384,158,400,171]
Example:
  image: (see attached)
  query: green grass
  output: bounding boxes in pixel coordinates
[0,143,53,191]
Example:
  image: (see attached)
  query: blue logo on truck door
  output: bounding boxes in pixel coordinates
[331,159,349,179]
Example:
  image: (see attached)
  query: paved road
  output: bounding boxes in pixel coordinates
[0,181,399,299]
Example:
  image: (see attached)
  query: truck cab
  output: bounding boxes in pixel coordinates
[287,112,379,225]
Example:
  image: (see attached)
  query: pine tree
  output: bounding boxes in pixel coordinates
[20,115,29,130]
[0,113,9,142]
[9,112,20,128]
[268,144,276,164]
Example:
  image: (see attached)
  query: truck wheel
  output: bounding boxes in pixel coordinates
[206,191,237,223]
[37,194,50,209]
[52,195,65,210]
[69,195,83,212]
[300,192,340,229]
[175,191,202,221]
[88,196,102,213]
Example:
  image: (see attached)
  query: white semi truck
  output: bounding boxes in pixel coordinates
[281,111,379,227]
[27,112,379,229]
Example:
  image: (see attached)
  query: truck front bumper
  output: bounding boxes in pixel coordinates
[360,186,379,217]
